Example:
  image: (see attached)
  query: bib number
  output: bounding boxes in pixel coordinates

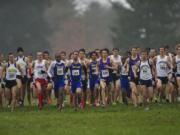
[9,73,16,79]
[102,70,109,78]
[57,67,64,76]
[72,70,80,76]
[142,67,148,73]
[160,64,166,70]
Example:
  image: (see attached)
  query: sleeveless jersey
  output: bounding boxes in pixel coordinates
[139,60,153,80]
[6,63,18,81]
[16,56,27,76]
[89,60,99,80]
[33,60,47,79]
[110,55,122,74]
[70,62,82,82]
[156,55,168,77]
[128,56,140,78]
[99,57,112,80]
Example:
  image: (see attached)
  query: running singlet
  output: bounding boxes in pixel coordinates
[89,60,99,79]
[156,55,168,77]
[16,56,27,76]
[33,60,47,79]
[139,60,153,80]
[99,57,112,80]
[70,62,82,81]
[110,55,122,74]
[128,56,140,79]
[6,63,18,81]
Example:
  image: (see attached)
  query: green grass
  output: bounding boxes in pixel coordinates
[0,104,180,135]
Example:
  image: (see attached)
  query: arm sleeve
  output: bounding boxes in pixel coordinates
[47,62,55,78]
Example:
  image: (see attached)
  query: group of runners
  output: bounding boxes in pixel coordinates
[0,45,180,112]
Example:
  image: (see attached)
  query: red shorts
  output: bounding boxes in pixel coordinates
[35,78,47,86]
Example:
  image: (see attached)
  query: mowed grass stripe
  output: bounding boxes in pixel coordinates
[0,104,180,135]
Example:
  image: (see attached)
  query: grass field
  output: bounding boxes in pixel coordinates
[0,103,180,135]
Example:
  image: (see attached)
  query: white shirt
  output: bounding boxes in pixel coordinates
[48,60,65,78]
[6,63,18,80]
[110,55,122,74]
[139,60,152,80]
[16,56,27,76]
[33,60,47,79]
[156,55,168,77]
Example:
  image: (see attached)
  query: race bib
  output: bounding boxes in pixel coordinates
[8,68,17,79]
[57,67,64,76]
[9,73,16,79]
[102,70,109,78]
[160,64,166,70]
[142,67,148,73]
[72,70,80,76]
[92,66,98,75]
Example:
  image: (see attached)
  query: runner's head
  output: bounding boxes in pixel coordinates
[159,47,165,56]
[27,53,33,62]
[131,47,137,56]
[55,52,61,62]
[17,47,24,57]
[8,53,14,63]
[112,48,119,56]
[149,48,157,58]
[43,51,50,60]
[37,52,43,61]
[164,45,169,54]
[69,52,73,60]
[176,44,180,55]
[79,48,86,59]
[101,48,109,59]
[90,51,97,61]
[136,47,141,54]
[73,50,79,61]
[60,51,66,61]
[95,49,100,58]
[141,49,148,60]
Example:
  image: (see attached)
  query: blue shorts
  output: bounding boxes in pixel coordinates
[120,75,131,98]
[100,76,113,84]
[89,78,99,90]
[120,75,129,91]
[54,79,65,91]
[71,81,81,94]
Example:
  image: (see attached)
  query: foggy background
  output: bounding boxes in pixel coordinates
[0,0,180,55]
